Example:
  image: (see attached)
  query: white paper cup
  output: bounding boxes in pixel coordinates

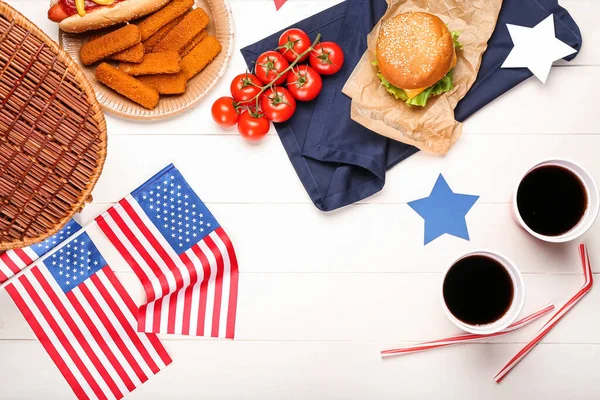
[512,159,599,243]
[441,250,525,335]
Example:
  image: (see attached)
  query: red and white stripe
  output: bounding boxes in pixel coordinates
[494,244,593,383]
[96,197,238,338]
[2,249,172,400]
[381,304,555,357]
[0,247,40,283]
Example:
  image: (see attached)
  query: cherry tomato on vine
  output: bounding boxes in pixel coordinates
[310,42,345,75]
[230,73,263,103]
[261,87,297,123]
[211,97,239,128]
[287,65,323,101]
[238,111,270,141]
[255,51,290,85]
[278,28,311,63]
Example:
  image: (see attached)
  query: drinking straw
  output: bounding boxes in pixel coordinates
[381,303,555,358]
[494,244,592,383]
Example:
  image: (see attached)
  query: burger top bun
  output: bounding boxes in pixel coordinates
[376,12,454,90]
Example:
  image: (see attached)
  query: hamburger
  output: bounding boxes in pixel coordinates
[48,0,171,33]
[374,12,462,107]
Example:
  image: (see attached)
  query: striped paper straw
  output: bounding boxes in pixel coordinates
[494,244,592,383]
[381,304,555,358]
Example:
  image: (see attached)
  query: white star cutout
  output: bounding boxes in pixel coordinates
[502,15,577,83]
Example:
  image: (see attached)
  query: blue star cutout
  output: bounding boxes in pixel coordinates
[408,174,480,245]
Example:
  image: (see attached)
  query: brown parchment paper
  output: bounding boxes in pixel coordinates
[342,0,502,154]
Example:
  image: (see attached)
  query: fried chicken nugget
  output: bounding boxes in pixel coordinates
[152,8,209,54]
[180,36,222,80]
[80,25,141,66]
[110,43,145,63]
[96,63,159,109]
[142,12,188,52]
[138,0,194,41]
[137,72,187,95]
[119,52,181,76]
[179,30,207,57]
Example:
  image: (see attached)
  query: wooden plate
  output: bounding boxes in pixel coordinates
[59,0,234,120]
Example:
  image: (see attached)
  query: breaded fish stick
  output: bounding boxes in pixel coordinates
[138,72,187,94]
[119,52,181,76]
[152,8,209,54]
[80,24,141,66]
[142,13,187,52]
[180,36,222,80]
[179,30,207,57]
[110,43,145,63]
[96,63,159,109]
[138,0,194,41]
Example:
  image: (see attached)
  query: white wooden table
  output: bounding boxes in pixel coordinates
[2,0,600,398]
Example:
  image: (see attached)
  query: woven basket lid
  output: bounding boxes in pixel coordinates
[0,2,107,250]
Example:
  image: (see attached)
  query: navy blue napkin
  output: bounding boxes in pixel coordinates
[241,0,582,212]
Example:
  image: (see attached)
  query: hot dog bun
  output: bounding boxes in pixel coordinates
[56,0,172,33]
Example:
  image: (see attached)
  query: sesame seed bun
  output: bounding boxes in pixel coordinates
[376,12,454,89]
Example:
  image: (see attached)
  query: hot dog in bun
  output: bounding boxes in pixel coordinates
[48,0,171,33]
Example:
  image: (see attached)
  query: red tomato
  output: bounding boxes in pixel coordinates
[255,51,290,85]
[237,112,270,141]
[261,87,297,123]
[286,66,323,101]
[309,42,345,75]
[230,73,263,103]
[211,97,239,128]
[278,28,311,63]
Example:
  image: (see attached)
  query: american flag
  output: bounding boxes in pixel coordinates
[96,164,239,338]
[0,220,172,400]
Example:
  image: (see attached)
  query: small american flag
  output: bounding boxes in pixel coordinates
[96,164,239,338]
[0,220,172,400]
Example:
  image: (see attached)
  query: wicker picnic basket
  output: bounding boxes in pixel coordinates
[0,2,107,250]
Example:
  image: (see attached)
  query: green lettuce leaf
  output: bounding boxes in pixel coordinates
[373,31,461,107]
[377,70,454,106]
[451,31,463,50]
[406,70,454,106]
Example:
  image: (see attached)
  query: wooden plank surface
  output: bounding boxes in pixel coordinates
[2,0,599,398]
